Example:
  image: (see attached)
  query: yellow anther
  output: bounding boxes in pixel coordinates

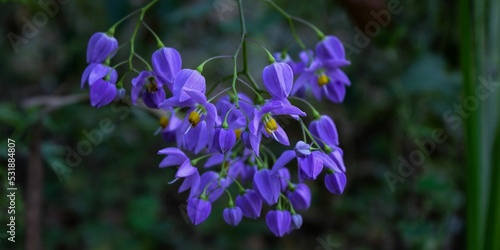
[317,74,329,87]
[234,129,242,140]
[159,116,169,128]
[264,117,278,134]
[188,111,201,128]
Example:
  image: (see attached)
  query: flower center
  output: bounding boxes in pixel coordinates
[188,110,201,128]
[263,115,278,135]
[317,73,329,87]
[146,76,159,93]
[159,116,169,129]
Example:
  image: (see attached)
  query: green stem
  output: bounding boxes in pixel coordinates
[141,21,164,48]
[231,0,247,107]
[245,38,275,63]
[196,55,233,73]
[263,0,324,44]
[288,96,321,119]
[459,0,482,248]
[190,154,213,165]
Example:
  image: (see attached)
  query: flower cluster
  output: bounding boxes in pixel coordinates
[82,2,350,237]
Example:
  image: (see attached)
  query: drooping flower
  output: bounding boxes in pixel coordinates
[291,213,303,230]
[235,189,262,219]
[287,183,311,210]
[159,69,206,108]
[152,47,182,90]
[292,36,351,103]
[315,36,350,67]
[157,148,197,178]
[212,127,236,154]
[324,171,347,194]
[309,115,339,146]
[262,62,294,100]
[253,169,281,205]
[272,141,341,181]
[86,32,118,64]
[81,63,117,89]
[223,206,243,226]
[266,210,291,237]
[324,146,347,173]
[187,197,211,225]
[89,78,117,108]
[131,70,166,109]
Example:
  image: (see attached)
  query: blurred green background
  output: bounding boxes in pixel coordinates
[0,0,498,249]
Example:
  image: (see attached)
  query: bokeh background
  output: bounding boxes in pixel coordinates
[0,0,498,249]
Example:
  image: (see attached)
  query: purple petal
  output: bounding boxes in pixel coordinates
[152,47,182,89]
[287,183,311,210]
[187,198,211,225]
[223,207,243,226]
[253,169,281,205]
[271,150,295,173]
[235,190,262,219]
[298,153,323,180]
[324,172,347,194]
[86,32,118,63]
[266,210,291,237]
[89,79,116,108]
[262,62,293,99]
[176,161,197,178]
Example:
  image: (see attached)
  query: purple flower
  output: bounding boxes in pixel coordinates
[272,141,339,181]
[89,79,117,108]
[262,62,294,99]
[212,127,236,154]
[253,169,281,205]
[291,214,303,230]
[157,148,197,178]
[325,146,346,173]
[223,206,242,226]
[81,63,117,89]
[86,32,118,63]
[309,115,339,146]
[235,189,262,219]
[249,100,306,154]
[159,69,206,108]
[286,183,311,210]
[161,73,217,153]
[266,210,291,237]
[292,36,350,103]
[315,36,350,68]
[152,47,182,90]
[131,70,166,109]
[187,197,211,225]
[324,172,346,194]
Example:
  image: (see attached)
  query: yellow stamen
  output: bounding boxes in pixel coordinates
[188,111,201,128]
[317,74,329,87]
[234,129,242,140]
[159,116,169,128]
[264,117,278,134]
